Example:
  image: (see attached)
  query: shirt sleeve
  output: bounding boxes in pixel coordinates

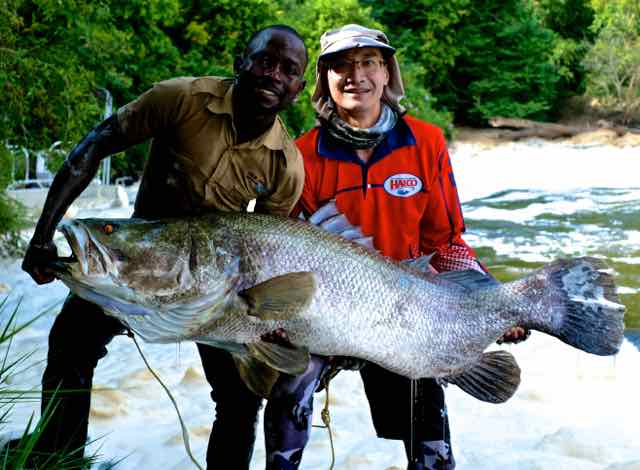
[116,78,192,146]
[419,135,483,273]
[254,148,305,217]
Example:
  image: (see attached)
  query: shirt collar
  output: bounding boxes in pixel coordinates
[317,116,416,165]
[191,76,286,151]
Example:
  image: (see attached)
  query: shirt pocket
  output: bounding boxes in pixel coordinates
[203,150,267,210]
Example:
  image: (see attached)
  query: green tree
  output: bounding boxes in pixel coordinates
[362,0,472,93]
[449,0,562,124]
[583,0,640,124]
[534,0,596,98]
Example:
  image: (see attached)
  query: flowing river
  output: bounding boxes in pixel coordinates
[0,136,638,469]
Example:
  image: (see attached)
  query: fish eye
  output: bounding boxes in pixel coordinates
[102,223,118,234]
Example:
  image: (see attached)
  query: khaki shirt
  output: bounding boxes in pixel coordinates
[116,76,304,218]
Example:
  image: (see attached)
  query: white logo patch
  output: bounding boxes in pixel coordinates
[383,173,423,198]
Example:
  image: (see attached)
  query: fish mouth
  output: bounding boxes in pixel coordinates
[52,220,115,279]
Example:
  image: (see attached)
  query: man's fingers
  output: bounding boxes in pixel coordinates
[261,328,293,347]
[497,326,530,344]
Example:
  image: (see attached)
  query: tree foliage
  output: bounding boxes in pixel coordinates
[534,0,596,98]
[362,0,472,93]
[365,0,566,125]
[583,0,640,124]
[451,0,561,124]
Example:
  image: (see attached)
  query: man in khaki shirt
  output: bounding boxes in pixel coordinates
[118,74,304,219]
[17,25,307,469]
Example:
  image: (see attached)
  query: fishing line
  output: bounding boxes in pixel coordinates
[409,378,416,467]
[126,330,204,470]
[312,374,336,470]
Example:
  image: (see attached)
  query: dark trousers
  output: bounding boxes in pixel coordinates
[360,363,455,469]
[38,294,125,457]
[197,349,329,470]
[196,344,263,470]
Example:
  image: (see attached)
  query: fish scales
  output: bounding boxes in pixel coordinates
[194,213,497,378]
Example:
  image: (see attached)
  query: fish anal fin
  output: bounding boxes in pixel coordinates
[240,272,316,320]
[232,352,280,398]
[444,351,521,403]
[248,341,310,376]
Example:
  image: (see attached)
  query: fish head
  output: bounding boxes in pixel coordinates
[53,218,195,301]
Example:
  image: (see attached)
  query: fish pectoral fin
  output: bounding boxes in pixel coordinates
[248,341,310,376]
[240,272,316,320]
[444,351,521,403]
[232,351,281,398]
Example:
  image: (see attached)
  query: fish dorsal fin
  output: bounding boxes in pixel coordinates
[240,272,316,320]
[444,351,521,403]
[436,269,500,290]
[307,201,377,253]
[232,352,281,398]
[230,341,310,398]
[401,254,437,273]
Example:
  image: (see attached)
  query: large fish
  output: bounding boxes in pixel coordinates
[50,208,625,403]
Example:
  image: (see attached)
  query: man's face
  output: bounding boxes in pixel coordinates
[325,47,389,119]
[235,30,307,114]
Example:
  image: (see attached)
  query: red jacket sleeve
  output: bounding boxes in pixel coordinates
[419,134,483,272]
[291,130,321,218]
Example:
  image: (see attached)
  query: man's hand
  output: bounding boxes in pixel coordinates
[328,356,365,371]
[261,327,294,348]
[22,241,59,285]
[497,326,530,345]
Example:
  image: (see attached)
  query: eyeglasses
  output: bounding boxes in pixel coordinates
[327,57,385,75]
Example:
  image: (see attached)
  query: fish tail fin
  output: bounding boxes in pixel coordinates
[514,257,625,355]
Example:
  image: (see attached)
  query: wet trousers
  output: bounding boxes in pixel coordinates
[263,359,456,470]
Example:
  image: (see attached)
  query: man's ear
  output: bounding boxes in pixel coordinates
[234,54,244,74]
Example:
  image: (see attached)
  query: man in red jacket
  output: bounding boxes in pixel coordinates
[265,24,528,470]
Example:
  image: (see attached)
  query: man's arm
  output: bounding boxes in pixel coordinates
[23,115,128,284]
[419,143,481,272]
[418,140,529,343]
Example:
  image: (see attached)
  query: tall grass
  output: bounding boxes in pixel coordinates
[0,296,100,469]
